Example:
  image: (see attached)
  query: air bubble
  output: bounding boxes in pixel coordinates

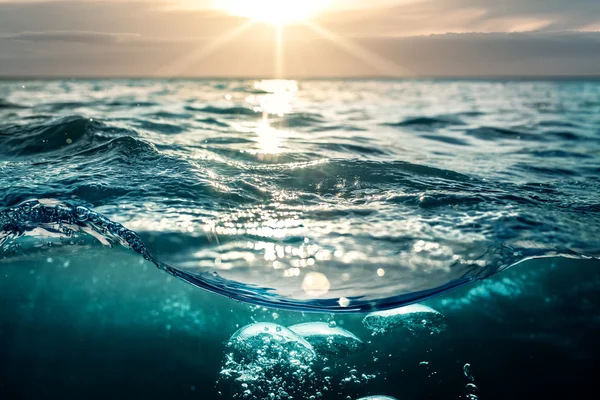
[289,322,365,358]
[363,304,447,335]
[464,363,474,382]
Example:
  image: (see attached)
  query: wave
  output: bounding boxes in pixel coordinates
[464,126,538,141]
[420,134,470,146]
[0,115,138,159]
[310,142,389,156]
[184,105,258,117]
[146,111,195,120]
[131,119,187,134]
[0,98,27,109]
[33,101,89,112]
[517,149,592,159]
[271,113,326,128]
[196,117,230,128]
[383,116,465,130]
[69,136,159,161]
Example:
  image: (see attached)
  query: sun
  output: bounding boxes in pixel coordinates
[217,0,328,25]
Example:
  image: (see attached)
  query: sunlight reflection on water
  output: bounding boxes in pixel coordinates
[247,79,298,156]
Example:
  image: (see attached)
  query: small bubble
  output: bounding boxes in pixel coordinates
[464,363,474,382]
[466,383,478,393]
[75,206,89,221]
[328,320,337,328]
[66,138,73,144]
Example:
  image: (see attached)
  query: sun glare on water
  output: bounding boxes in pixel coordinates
[218,0,328,25]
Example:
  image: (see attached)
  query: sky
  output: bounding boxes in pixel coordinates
[0,0,599,77]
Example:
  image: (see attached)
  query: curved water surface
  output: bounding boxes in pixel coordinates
[1,79,599,312]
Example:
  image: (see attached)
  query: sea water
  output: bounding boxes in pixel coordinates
[1,79,599,399]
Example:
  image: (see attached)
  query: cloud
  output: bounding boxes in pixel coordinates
[438,0,600,31]
[0,1,246,40]
[316,0,600,35]
[0,0,599,39]
[1,31,599,77]
[0,1,599,77]
[2,31,141,44]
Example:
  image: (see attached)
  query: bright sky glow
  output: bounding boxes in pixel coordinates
[217,0,329,25]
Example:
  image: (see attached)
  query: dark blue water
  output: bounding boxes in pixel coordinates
[1,79,599,399]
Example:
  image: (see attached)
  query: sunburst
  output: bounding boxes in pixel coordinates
[218,0,329,25]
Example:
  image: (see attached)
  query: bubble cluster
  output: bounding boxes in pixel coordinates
[340,368,377,387]
[218,323,317,399]
[463,363,479,400]
[218,320,382,399]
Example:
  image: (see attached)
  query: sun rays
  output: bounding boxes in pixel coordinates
[154,20,255,76]
[301,21,408,77]
[155,2,406,80]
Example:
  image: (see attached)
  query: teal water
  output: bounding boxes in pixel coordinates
[1,79,600,399]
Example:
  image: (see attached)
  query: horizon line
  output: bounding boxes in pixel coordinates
[2,75,600,81]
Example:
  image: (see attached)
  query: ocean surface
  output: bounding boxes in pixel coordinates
[1,79,600,399]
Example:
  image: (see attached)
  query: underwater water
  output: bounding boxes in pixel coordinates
[1,79,599,399]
